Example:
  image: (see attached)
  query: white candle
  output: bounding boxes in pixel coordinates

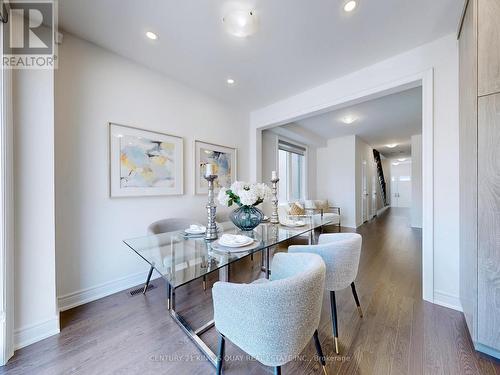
[205,163,215,176]
[271,170,277,180]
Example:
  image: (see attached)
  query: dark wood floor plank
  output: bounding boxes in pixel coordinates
[2,208,499,375]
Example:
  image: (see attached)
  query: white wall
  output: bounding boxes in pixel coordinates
[316,135,381,228]
[411,134,423,228]
[12,69,59,348]
[250,34,461,310]
[261,130,278,215]
[316,136,356,227]
[54,34,249,310]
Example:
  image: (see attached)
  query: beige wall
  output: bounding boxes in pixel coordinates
[12,68,59,349]
[54,34,249,310]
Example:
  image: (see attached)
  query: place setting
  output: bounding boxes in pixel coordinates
[181,224,207,238]
[210,233,260,253]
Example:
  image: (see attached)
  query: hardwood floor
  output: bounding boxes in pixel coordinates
[2,208,499,374]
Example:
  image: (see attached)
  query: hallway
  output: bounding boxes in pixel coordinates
[2,209,499,374]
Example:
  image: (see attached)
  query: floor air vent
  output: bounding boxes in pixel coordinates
[129,284,155,296]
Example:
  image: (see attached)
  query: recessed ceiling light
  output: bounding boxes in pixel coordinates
[386,144,398,148]
[342,115,357,124]
[344,1,357,12]
[223,10,258,37]
[145,31,158,40]
[226,78,235,85]
[398,158,406,162]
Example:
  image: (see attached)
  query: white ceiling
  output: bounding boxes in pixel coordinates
[289,86,422,157]
[58,0,463,110]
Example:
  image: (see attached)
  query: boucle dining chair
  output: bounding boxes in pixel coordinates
[144,218,205,293]
[212,252,329,375]
[288,233,363,354]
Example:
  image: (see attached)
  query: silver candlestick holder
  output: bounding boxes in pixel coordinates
[204,174,219,241]
[270,177,280,224]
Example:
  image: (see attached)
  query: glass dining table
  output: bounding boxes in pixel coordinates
[123,214,336,366]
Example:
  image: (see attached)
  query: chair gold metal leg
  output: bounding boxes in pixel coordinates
[216,333,225,375]
[202,276,207,291]
[313,330,329,375]
[357,306,363,318]
[330,291,340,354]
[351,282,363,318]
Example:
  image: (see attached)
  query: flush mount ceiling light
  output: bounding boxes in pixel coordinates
[342,115,357,125]
[344,0,357,12]
[398,158,406,162]
[145,31,158,40]
[392,162,400,166]
[223,10,258,37]
[226,78,235,85]
[386,144,398,149]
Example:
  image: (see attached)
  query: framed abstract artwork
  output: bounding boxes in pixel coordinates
[195,140,237,194]
[109,123,184,197]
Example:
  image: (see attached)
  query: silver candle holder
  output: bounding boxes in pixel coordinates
[270,176,280,224]
[204,174,219,241]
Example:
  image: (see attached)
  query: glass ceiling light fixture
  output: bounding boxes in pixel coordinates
[386,144,398,149]
[344,1,357,12]
[223,9,258,38]
[392,162,400,166]
[226,78,235,85]
[145,31,158,40]
[342,115,357,125]
[398,158,406,162]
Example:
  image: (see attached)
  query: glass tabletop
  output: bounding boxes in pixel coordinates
[124,215,335,289]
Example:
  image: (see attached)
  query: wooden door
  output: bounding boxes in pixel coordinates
[477,93,500,348]
[478,0,500,96]
[459,0,478,342]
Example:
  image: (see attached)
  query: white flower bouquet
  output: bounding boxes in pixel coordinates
[218,181,272,207]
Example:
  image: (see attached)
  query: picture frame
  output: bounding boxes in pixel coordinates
[109,123,184,197]
[194,140,237,194]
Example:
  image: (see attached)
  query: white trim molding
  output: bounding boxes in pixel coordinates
[434,290,462,312]
[14,316,60,350]
[376,206,389,216]
[58,270,159,312]
[0,18,15,365]
[247,31,464,306]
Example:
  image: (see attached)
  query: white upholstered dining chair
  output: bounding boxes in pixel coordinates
[144,218,205,293]
[212,252,329,375]
[288,233,363,354]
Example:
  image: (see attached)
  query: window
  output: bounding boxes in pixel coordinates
[278,140,306,202]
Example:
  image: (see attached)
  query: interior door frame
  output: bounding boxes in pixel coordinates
[371,164,377,218]
[361,160,368,222]
[250,69,434,303]
[0,11,15,365]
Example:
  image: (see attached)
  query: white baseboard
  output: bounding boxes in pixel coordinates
[377,206,389,215]
[434,290,462,312]
[14,315,60,350]
[58,270,160,312]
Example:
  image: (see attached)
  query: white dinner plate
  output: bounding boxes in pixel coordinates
[211,240,258,253]
[218,237,254,248]
[281,221,306,228]
[184,226,206,234]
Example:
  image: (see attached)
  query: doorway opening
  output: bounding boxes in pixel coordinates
[253,70,433,303]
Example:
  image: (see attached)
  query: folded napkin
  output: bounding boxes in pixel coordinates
[219,234,252,245]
